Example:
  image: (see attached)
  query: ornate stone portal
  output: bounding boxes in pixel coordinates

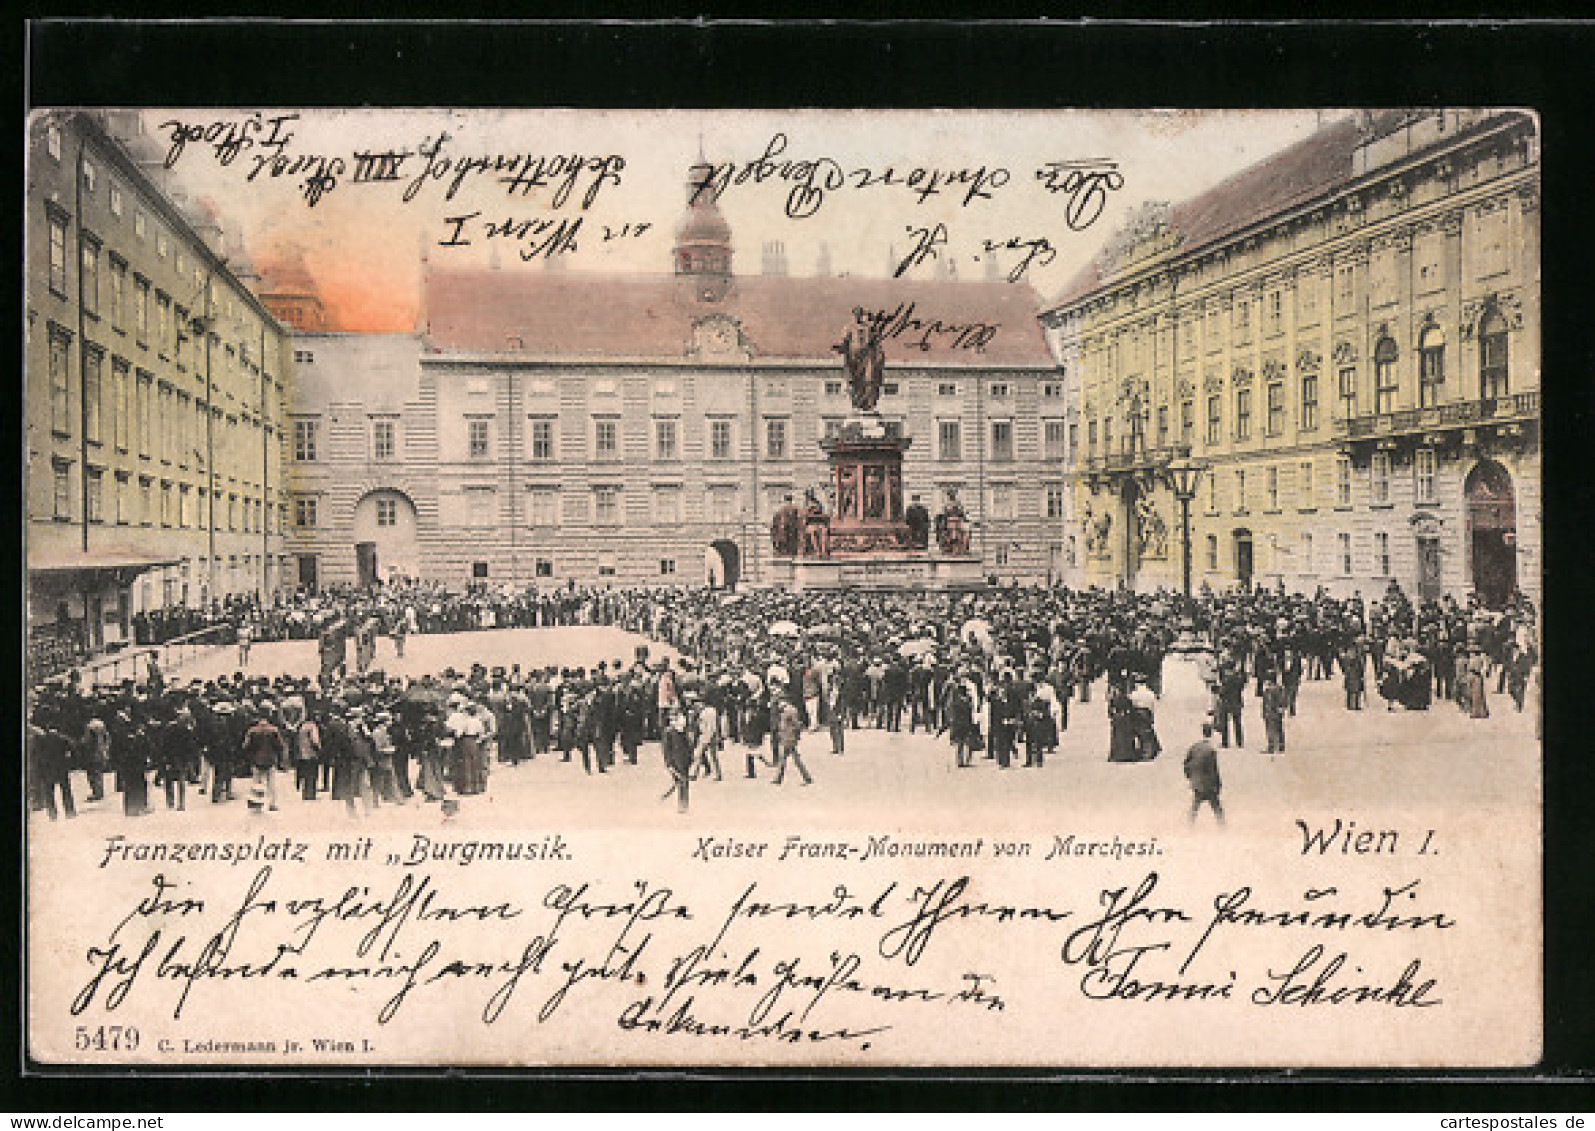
[768,316,983,590]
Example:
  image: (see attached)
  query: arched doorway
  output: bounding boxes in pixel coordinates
[1233,528,1254,591]
[706,539,741,591]
[351,488,421,588]
[1465,460,1516,608]
[1120,478,1142,588]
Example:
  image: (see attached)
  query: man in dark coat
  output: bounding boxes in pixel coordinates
[1184,721,1224,825]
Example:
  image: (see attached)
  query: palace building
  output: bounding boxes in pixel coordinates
[1040,110,1540,607]
[25,111,293,671]
[281,167,1066,590]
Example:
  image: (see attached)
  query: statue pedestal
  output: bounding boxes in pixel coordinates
[770,553,984,592]
[765,412,983,591]
[820,415,914,555]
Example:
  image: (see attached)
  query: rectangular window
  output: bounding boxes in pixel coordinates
[1235,388,1252,440]
[1266,289,1283,335]
[1339,532,1353,575]
[1102,416,1112,454]
[156,293,172,355]
[652,486,681,525]
[824,380,845,398]
[1416,448,1437,504]
[161,482,173,527]
[989,382,1010,399]
[765,417,787,460]
[990,484,1014,520]
[134,277,150,344]
[114,472,129,524]
[49,328,72,436]
[1206,394,1222,445]
[938,381,959,397]
[991,419,1014,461]
[710,486,737,525]
[1043,381,1063,400]
[1046,483,1065,519]
[52,460,71,520]
[467,487,495,527]
[375,498,398,527]
[535,558,554,578]
[1206,532,1219,571]
[530,417,555,461]
[109,258,126,331]
[710,419,732,460]
[1180,400,1194,444]
[595,485,621,526]
[1044,419,1066,460]
[659,558,677,577]
[938,419,962,462]
[597,554,617,578]
[528,487,558,526]
[1336,455,1353,507]
[1156,404,1170,449]
[80,239,100,316]
[112,360,129,451]
[594,416,619,459]
[293,418,318,462]
[136,374,152,456]
[372,418,396,460]
[1299,460,1315,509]
[1338,366,1358,420]
[1300,373,1319,432]
[1376,531,1391,576]
[468,418,491,459]
[655,417,679,461]
[1372,451,1392,505]
[1375,356,1399,415]
[1267,465,1280,510]
[48,212,68,296]
[1300,531,1314,574]
[1481,329,1510,400]
[1266,382,1284,436]
[1234,469,1247,513]
[85,468,103,522]
[1419,343,1445,408]
[110,183,122,217]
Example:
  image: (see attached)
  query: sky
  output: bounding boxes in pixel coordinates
[144,108,1338,332]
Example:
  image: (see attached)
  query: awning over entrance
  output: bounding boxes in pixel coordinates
[27,551,183,587]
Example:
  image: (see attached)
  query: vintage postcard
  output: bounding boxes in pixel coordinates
[23,107,1541,1068]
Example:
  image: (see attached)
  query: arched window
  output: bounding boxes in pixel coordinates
[1479,310,1510,400]
[1418,325,1445,408]
[1373,336,1400,414]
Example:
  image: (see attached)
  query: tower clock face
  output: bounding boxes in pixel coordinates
[698,319,738,355]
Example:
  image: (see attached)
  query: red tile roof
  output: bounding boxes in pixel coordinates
[421,266,1056,367]
[1048,111,1409,311]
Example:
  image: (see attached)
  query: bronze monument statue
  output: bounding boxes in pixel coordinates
[833,307,887,413]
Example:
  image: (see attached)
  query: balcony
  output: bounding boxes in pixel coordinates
[1337,392,1539,448]
[1081,442,1192,483]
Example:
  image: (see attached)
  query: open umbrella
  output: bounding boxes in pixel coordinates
[960,618,994,652]
[898,638,937,658]
[768,620,801,637]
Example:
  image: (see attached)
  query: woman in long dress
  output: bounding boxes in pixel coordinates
[1107,685,1139,762]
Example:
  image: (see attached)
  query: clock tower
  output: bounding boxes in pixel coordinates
[674,154,734,302]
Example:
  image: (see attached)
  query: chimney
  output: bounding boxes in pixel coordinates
[815,242,833,278]
[761,240,788,276]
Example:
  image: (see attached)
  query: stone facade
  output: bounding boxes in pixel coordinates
[25,110,292,663]
[1041,110,1540,607]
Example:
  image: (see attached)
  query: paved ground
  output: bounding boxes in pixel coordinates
[32,625,1539,837]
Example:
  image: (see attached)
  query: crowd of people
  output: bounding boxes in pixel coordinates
[28,577,1540,822]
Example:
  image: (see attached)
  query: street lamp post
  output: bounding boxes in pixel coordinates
[1166,455,1205,599]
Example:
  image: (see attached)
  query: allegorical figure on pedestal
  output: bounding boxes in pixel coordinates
[935,488,971,555]
[833,307,886,413]
[770,495,802,556]
[1135,494,1169,559]
[801,489,831,558]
